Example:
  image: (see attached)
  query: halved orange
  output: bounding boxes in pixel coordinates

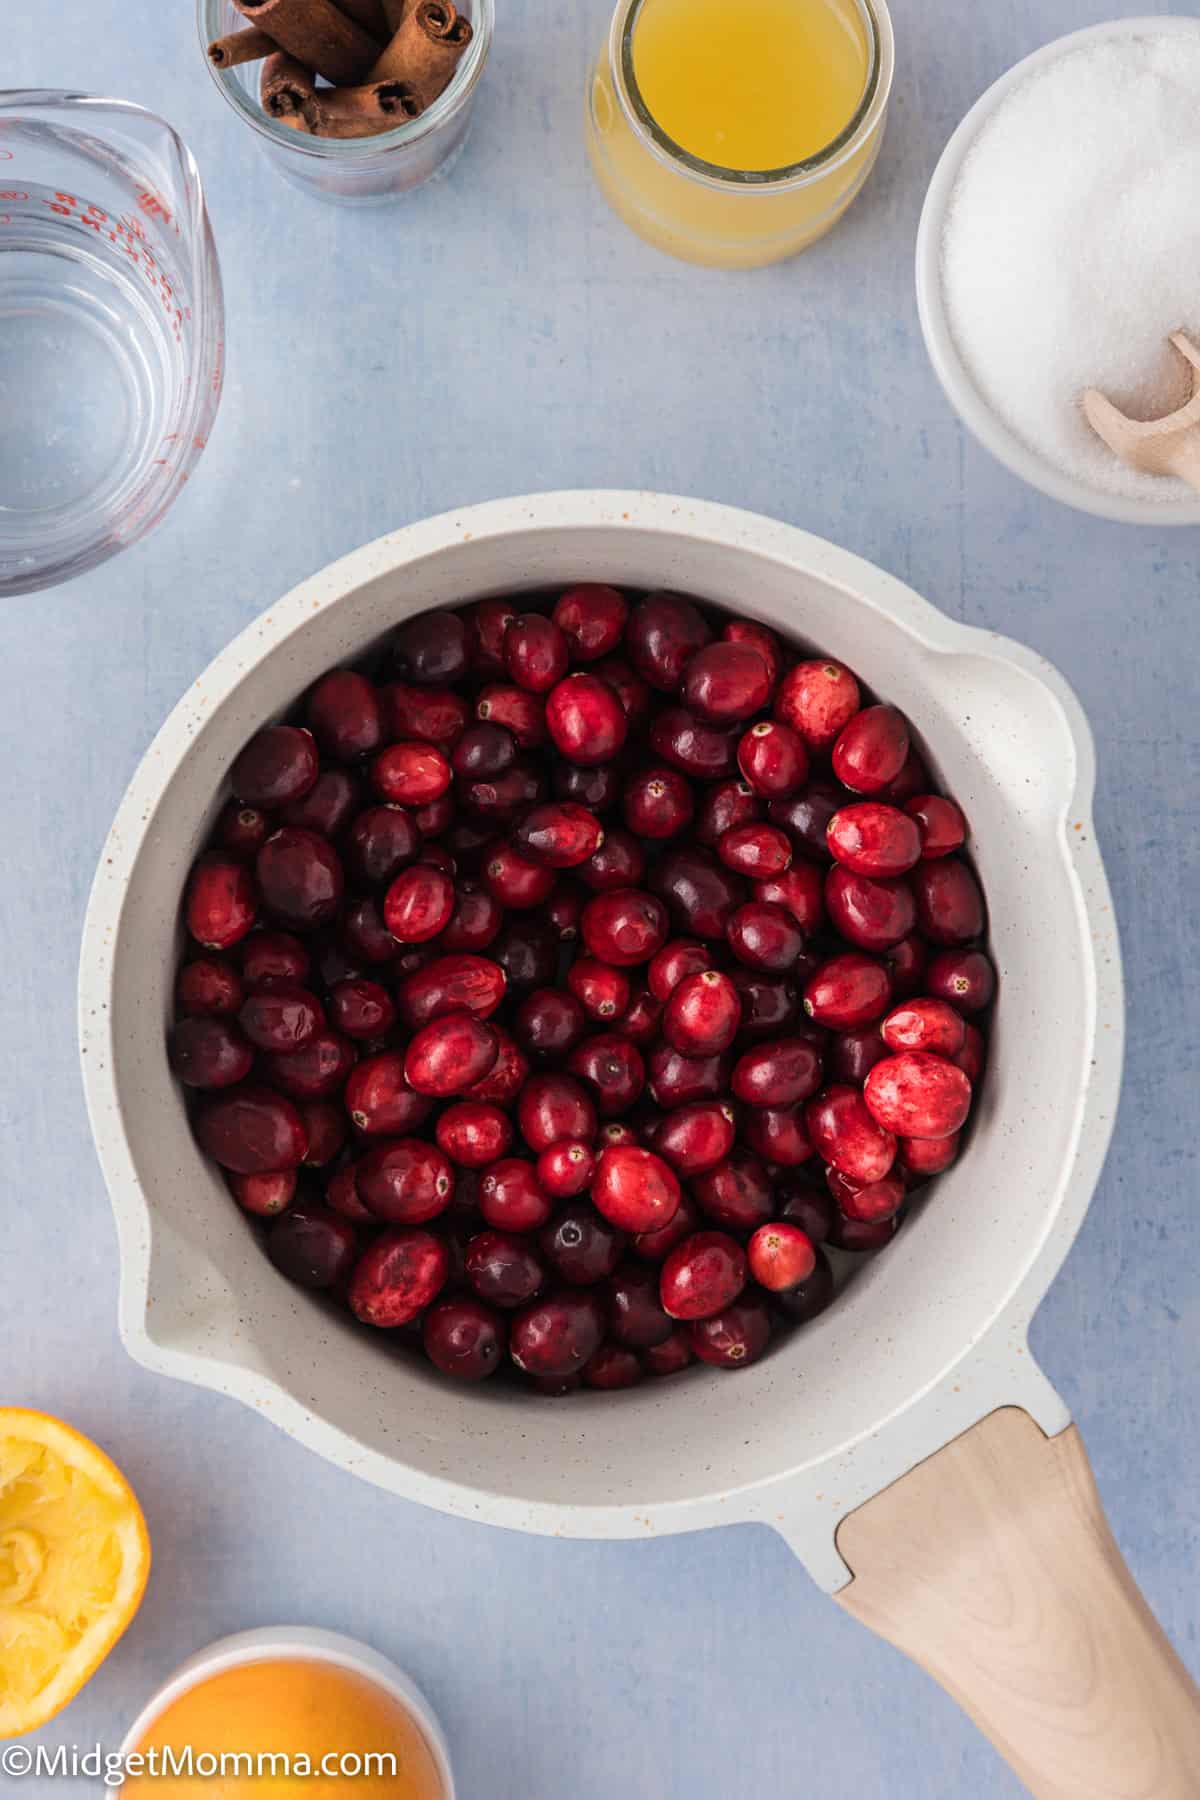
[0,1408,150,1738]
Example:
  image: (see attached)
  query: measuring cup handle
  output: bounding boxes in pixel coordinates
[834,1407,1200,1800]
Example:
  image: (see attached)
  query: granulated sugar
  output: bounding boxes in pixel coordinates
[941,30,1200,501]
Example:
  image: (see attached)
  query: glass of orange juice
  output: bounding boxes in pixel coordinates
[586,0,895,268]
[119,1628,453,1798]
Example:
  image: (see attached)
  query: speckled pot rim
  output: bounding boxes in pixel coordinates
[78,492,1124,1593]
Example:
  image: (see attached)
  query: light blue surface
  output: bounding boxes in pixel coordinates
[4,2,1199,1795]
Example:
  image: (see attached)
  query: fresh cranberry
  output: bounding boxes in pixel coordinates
[567,1034,646,1115]
[459,760,545,826]
[740,1103,812,1167]
[591,656,652,731]
[952,1023,986,1084]
[306,670,383,761]
[726,902,804,972]
[803,952,891,1029]
[537,1140,596,1199]
[323,1165,370,1222]
[649,707,737,780]
[513,987,587,1060]
[886,933,928,997]
[737,719,808,799]
[514,802,605,868]
[235,979,325,1057]
[405,1011,498,1097]
[465,1230,546,1308]
[580,888,669,967]
[827,1212,900,1253]
[592,1146,680,1233]
[631,1191,701,1261]
[622,767,694,840]
[911,859,985,945]
[553,760,622,812]
[545,673,628,766]
[653,1100,737,1175]
[770,781,842,861]
[827,802,921,878]
[642,1329,695,1376]
[832,705,910,795]
[825,865,916,951]
[391,612,470,686]
[481,843,556,910]
[479,1158,553,1233]
[578,827,645,894]
[216,800,271,860]
[722,618,780,683]
[717,823,793,880]
[344,1052,430,1135]
[490,919,558,990]
[647,1042,730,1109]
[343,806,417,889]
[880,748,929,805]
[905,794,967,859]
[778,1181,837,1245]
[466,599,517,675]
[310,938,363,990]
[281,768,361,839]
[397,953,507,1028]
[567,957,631,1022]
[695,780,762,847]
[539,1201,626,1285]
[881,998,966,1057]
[517,1073,597,1154]
[413,791,455,836]
[926,948,995,1014]
[660,969,740,1057]
[805,1085,896,1183]
[383,682,470,748]
[357,1138,454,1223]
[177,956,244,1018]
[256,830,343,932]
[692,1151,773,1232]
[649,845,746,939]
[229,1168,296,1216]
[753,863,825,935]
[383,865,454,942]
[195,1085,308,1173]
[437,1101,514,1168]
[773,1249,835,1323]
[606,1264,674,1348]
[774,660,860,750]
[439,883,504,952]
[231,725,318,809]
[660,1231,747,1320]
[171,1017,254,1089]
[828,1025,888,1084]
[864,1052,972,1139]
[647,939,713,1001]
[504,613,569,693]
[299,1100,346,1166]
[264,1031,356,1100]
[830,1169,905,1223]
[465,1026,529,1104]
[553,584,628,661]
[186,857,258,950]
[423,1297,504,1381]
[682,641,771,723]
[728,970,801,1042]
[900,1132,960,1177]
[627,591,712,690]
[688,1296,772,1368]
[748,1222,816,1291]
[510,1291,604,1378]
[583,1345,643,1389]
[475,683,547,749]
[371,741,451,808]
[452,721,516,781]
[326,978,396,1041]
[267,1205,357,1289]
[349,1228,449,1327]
[341,896,400,966]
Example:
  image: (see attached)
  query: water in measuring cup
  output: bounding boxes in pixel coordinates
[0,184,180,523]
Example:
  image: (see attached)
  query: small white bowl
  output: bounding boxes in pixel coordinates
[915,16,1200,527]
[118,1627,455,1795]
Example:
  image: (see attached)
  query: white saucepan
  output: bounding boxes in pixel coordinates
[79,493,1200,1798]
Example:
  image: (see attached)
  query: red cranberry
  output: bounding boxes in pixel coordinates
[726,902,804,972]
[265,1031,356,1100]
[238,983,323,1053]
[299,1100,346,1167]
[371,741,451,808]
[510,1291,604,1378]
[642,1329,695,1376]
[692,1151,772,1232]
[591,656,652,732]
[490,919,558,990]
[740,1103,812,1167]
[405,1011,498,1097]
[688,1296,771,1368]
[341,896,401,966]
[737,719,808,799]
[482,844,557,910]
[195,1085,308,1174]
[543,672,628,767]
[649,707,737,780]
[682,641,771,724]
[592,1146,681,1233]
[886,933,928,997]
[357,1138,454,1223]
[439,883,504,952]
[423,1297,505,1381]
[774,660,860,750]
[267,1205,357,1289]
[864,1052,972,1139]
[412,792,455,836]
[346,806,420,888]
[728,970,801,1042]
[828,1025,888,1085]
[583,1345,643,1390]
[460,760,545,826]
[310,938,363,990]
[537,1140,596,1200]
[803,952,891,1029]
[465,1026,529,1104]
[186,857,258,950]
[326,978,396,1041]
[827,802,921,878]
[391,611,470,686]
[647,1042,730,1109]
[465,1230,545,1309]
[256,829,343,932]
[539,1201,626,1285]
[905,794,967,859]
[504,613,569,693]
[177,956,243,1018]
[306,669,383,761]
[662,969,741,1056]
[514,987,587,1060]
[229,1168,296,1216]
[567,957,630,1022]
[397,953,508,1028]
[231,725,319,809]
[243,931,311,989]
[773,1249,835,1323]
[880,748,929,805]
[383,865,454,943]
[723,618,780,683]
[650,845,746,940]
[452,721,517,781]
[553,584,628,662]
[825,865,916,951]
[579,827,645,893]
[437,1101,513,1168]
[926,948,995,1014]
[748,1221,816,1291]
[647,939,713,1001]
[466,599,517,675]
[899,1132,960,1177]
[627,591,712,691]
[554,760,622,813]
[631,1191,701,1261]
[171,1017,253,1089]
[345,1052,431,1135]
[805,1085,896,1183]
[827,1211,900,1253]
[475,683,547,749]
[620,985,665,1045]
[696,780,762,847]
[832,705,909,795]
[580,888,668,966]
[349,1228,449,1327]
[952,1023,986,1083]
[653,1100,736,1175]
[514,802,604,868]
[779,1180,837,1244]
[770,781,842,862]
[753,866,824,937]
[281,768,361,839]
[567,1034,646,1116]
[622,767,694,840]
[480,1158,553,1233]
[911,859,985,945]
[660,1231,747,1320]
[217,800,271,860]
[718,824,792,879]
[831,1170,905,1223]
[881,998,966,1057]
[383,683,469,749]
[517,1073,597,1153]
[606,1264,674,1348]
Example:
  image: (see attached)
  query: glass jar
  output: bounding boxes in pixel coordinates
[586,0,894,269]
[197,0,493,204]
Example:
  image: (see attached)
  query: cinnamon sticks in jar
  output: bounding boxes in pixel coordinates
[207,0,473,140]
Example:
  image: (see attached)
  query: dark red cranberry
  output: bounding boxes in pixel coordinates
[356,1138,454,1223]
[590,656,652,732]
[769,781,842,861]
[905,794,967,859]
[412,791,455,836]
[688,1296,771,1368]
[827,1212,900,1253]
[349,1228,450,1327]
[265,1031,356,1100]
[754,862,825,932]
[726,901,804,972]
[833,1172,905,1224]
[881,998,966,1057]
[863,1052,972,1139]
[513,988,587,1061]
[171,1017,254,1089]
[825,865,916,951]
[649,845,746,939]
[580,888,668,966]
[177,956,244,1018]
[553,584,629,662]
[803,952,891,1029]
[886,933,928,997]
[592,1146,680,1233]
[490,918,559,989]
[567,1034,646,1116]
[827,802,921,877]
[326,977,396,1041]
[231,725,319,810]
[660,1231,747,1320]
[451,721,517,780]
[728,969,801,1042]
[619,986,664,1045]
[238,982,324,1053]
[229,1168,296,1216]
[805,1085,896,1183]
[475,683,546,749]
[405,1011,498,1097]
[325,1165,373,1221]
[740,1103,812,1167]
[692,1151,773,1232]
[482,843,556,910]
[391,612,470,686]
[340,897,398,967]
[397,953,507,1028]
[371,741,452,808]
[774,660,860,750]
[267,1205,356,1289]
[515,803,605,869]
[242,931,310,988]
[911,859,986,946]
[504,613,569,693]
[299,1100,346,1167]
[662,970,741,1055]
[553,759,622,812]
[653,1100,737,1175]
[778,1180,837,1245]
[695,779,762,847]
[510,1291,604,1378]
[647,939,713,1001]
[466,599,516,676]
[832,705,910,794]
[881,748,929,805]
[626,591,712,690]
[383,865,454,942]
[345,1052,431,1135]
[748,1221,816,1291]
[216,799,271,861]
[682,641,771,723]
[829,1025,888,1084]
[722,618,780,683]
[465,1230,545,1309]
[567,957,630,1022]
[281,769,360,838]
[439,883,503,952]
[899,1132,960,1177]
[606,1264,674,1348]
[649,708,737,780]
[383,682,469,748]
[310,938,363,991]
[436,1101,513,1168]
[539,1201,626,1285]
[256,830,343,932]
[479,1158,553,1233]
[423,1297,504,1381]
[642,1329,694,1376]
[344,808,418,891]
[716,822,791,879]
[579,827,645,892]
[622,767,694,840]
[537,1140,596,1199]
[195,1085,308,1173]
[306,669,383,761]
[517,1073,596,1154]
[926,948,995,1014]
[647,1042,730,1109]
[467,1028,531,1106]
[773,1248,835,1323]
[583,1345,643,1389]
[544,673,628,766]
[186,857,258,950]
[631,1191,701,1261]
[459,759,546,826]
[737,719,808,799]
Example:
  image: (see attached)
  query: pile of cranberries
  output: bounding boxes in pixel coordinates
[171,587,993,1393]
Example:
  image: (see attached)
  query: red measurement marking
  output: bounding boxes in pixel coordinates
[137,188,173,225]
[55,191,76,206]
[0,190,28,201]
[0,150,13,162]
[0,215,10,226]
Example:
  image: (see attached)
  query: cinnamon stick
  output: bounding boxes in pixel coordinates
[235,0,379,86]
[331,0,392,42]
[208,26,278,67]
[260,52,322,130]
[381,0,417,29]
[367,0,473,105]
[313,79,422,137]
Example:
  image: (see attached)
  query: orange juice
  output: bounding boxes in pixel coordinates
[586,0,894,268]
[125,1659,445,1798]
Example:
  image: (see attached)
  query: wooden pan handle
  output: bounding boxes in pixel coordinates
[835,1408,1200,1799]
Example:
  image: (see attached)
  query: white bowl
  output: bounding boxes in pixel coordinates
[915,16,1200,527]
[79,492,1122,1596]
[118,1626,454,1795]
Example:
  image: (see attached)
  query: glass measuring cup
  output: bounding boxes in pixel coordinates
[0,93,224,598]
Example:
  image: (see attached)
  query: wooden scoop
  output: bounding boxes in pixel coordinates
[1084,331,1200,492]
